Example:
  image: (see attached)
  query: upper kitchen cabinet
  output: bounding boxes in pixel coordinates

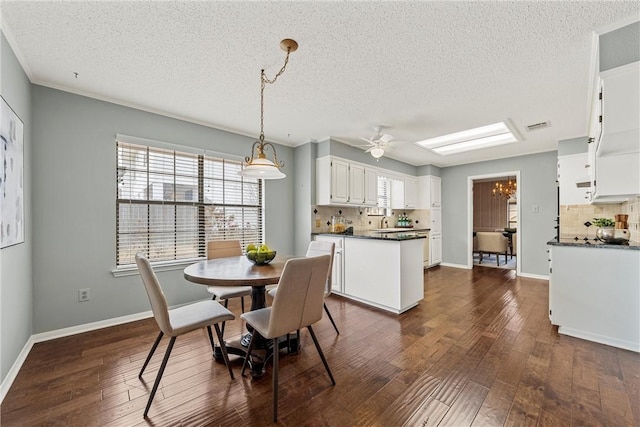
[590,61,640,202]
[364,167,379,206]
[558,153,591,205]
[417,175,441,209]
[389,175,417,210]
[316,156,376,207]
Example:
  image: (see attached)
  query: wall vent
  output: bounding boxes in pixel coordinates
[526,121,551,131]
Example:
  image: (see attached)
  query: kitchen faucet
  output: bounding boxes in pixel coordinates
[380,216,387,229]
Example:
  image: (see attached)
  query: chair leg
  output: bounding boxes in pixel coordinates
[272,337,279,423]
[139,331,163,378]
[479,252,483,263]
[213,324,234,380]
[220,299,230,337]
[144,336,176,418]
[307,325,336,386]
[324,302,340,335]
[206,326,216,354]
[241,332,256,377]
[496,253,500,266]
[241,296,245,313]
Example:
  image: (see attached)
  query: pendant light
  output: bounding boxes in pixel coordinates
[239,39,298,180]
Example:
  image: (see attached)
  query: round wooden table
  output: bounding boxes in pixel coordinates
[184,255,295,375]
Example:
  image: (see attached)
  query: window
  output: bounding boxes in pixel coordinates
[116,140,262,268]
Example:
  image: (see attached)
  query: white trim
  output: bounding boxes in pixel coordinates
[32,311,154,343]
[439,262,470,270]
[558,326,640,353]
[467,171,521,277]
[0,336,34,404]
[519,272,549,281]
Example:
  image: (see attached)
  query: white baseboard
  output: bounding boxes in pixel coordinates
[439,262,470,269]
[518,272,549,280]
[559,326,640,353]
[0,336,34,403]
[1,310,153,405]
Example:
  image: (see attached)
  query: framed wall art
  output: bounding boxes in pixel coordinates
[1,96,25,248]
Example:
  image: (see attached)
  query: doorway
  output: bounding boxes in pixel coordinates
[467,172,521,275]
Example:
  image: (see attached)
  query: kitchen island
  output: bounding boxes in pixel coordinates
[547,238,640,352]
[314,231,425,314]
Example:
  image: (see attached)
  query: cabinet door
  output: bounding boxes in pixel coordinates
[349,163,365,205]
[558,153,590,205]
[364,168,378,206]
[404,177,418,209]
[430,209,442,233]
[390,177,404,209]
[315,235,344,293]
[331,159,350,204]
[430,176,442,208]
[430,233,442,265]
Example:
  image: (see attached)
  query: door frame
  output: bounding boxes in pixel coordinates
[467,171,521,276]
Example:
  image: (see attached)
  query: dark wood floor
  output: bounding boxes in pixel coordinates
[2,266,639,426]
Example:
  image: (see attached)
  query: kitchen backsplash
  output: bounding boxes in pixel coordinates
[312,206,431,234]
[560,196,640,242]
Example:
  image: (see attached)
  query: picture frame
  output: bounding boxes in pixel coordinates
[1,96,25,249]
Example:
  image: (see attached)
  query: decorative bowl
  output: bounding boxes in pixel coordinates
[246,250,276,265]
[596,227,629,244]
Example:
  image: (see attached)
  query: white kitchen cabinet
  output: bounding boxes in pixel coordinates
[548,243,640,352]
[558,153,591,205]
[316,156,375,206]
[364,168,379,206]
[590,62,640,202]
[404,177,418,209]
[429,233,442,266]
[430,208,441,233]
[348,163,366,205]
[314,235,344,294]
[343,237,424,313]
[390,176,405,209]
[417,175,441,209]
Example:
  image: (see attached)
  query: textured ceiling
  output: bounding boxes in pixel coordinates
[1,1,638,167]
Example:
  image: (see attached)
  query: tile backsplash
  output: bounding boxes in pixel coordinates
[312,206,431,234]
[560,196,640,242]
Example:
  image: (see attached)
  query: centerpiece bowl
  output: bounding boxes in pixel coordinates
[246,250,276,265]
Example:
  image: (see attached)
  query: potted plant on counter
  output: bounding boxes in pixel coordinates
[593,217,615,242]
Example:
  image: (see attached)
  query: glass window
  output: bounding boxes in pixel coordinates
[116,141,262,268]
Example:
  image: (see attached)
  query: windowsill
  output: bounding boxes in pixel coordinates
[111,257,203,277]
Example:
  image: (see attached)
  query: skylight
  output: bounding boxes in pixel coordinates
[415,121,519,155]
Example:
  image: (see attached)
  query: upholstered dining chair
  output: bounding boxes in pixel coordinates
[268,240,339,334]
[206,240,252,319]
[135,253,235,418]
[475,231,509,266]
[241,256,335,422]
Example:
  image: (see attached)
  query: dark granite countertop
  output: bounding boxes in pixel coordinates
[547,237,640,250]
[312,231,427,241]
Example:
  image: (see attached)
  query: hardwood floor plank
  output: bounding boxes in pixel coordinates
[2,266,639,426]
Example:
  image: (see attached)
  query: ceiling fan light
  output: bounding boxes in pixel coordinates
[371,147,385,158]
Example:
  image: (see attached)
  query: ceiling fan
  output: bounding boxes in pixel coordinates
[357,125,400,159]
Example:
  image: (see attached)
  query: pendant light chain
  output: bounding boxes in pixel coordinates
[259,47,292,142]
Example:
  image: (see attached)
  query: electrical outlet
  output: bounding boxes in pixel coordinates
[78,288,90,302]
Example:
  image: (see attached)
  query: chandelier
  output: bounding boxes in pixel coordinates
[492,177,517,199]
[238,39,298,180]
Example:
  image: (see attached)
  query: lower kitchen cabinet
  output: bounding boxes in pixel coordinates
[548,244,640,352]
[314,235,344,294]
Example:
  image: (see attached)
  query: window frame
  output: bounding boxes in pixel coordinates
[114,135,263,274]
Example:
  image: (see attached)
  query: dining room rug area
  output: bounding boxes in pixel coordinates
[473,252,517,270]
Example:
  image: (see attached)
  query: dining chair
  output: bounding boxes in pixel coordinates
[475,231,509,266]
[206,240,252,326]
[268,240,339,334]
[241,255,335,422]
[135,253,235,418]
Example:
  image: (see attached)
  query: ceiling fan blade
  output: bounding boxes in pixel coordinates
[359,137,375,144]
[364,147,375,153]
[379,133,394,143]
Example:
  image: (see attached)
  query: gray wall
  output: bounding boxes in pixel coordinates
[323,139,418,176]
[417,164,442,177]
[600,21,640,72]
[558,136,588,156]
[441,151,558,276]
[1,33,33,383]
[31,85,294,333]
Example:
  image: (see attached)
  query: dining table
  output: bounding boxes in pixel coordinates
[183,254,295,376]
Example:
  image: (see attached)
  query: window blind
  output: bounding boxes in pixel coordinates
[116,141,263,268]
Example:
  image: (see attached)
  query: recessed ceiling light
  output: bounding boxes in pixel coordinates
[415,121,520,156]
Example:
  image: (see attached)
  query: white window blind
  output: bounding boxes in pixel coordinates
[116,141,263,268]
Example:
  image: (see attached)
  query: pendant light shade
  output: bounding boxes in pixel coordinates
[239,39,298,180]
